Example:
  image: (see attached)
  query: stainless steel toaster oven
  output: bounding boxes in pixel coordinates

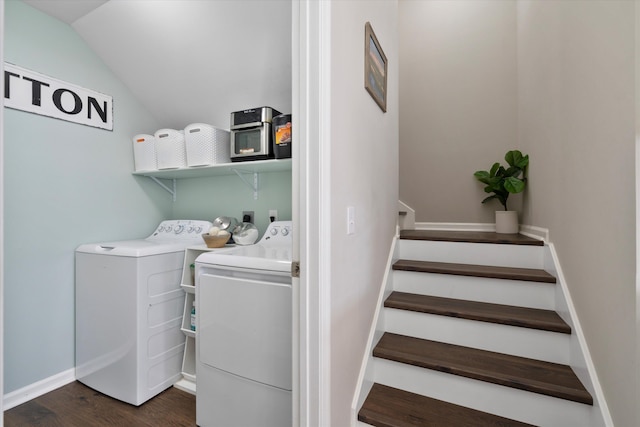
[230,106,281,162]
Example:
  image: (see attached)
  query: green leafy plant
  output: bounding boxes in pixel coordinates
[474,150,529,211]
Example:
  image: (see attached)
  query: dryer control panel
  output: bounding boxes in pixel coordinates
[149,220,213,239]
[260,221,292,244]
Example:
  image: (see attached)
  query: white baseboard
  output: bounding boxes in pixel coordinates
[545,244,612,427]
[351,237,398,427]
[519,225,549,242]
[3,368,76,410]
[173,378,196,395]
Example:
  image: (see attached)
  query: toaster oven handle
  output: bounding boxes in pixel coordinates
[231,122,263,131]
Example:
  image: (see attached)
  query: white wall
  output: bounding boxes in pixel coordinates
[517,2,636,425]
[327,1,398,424]
[399,0,518,223]
[3,0,168,393]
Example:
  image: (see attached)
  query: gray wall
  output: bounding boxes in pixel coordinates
[328,1,399,424]
[399,0,518,223]
[399,1,636,425]
[517,1,635,425]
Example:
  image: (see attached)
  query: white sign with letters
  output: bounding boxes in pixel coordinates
[4,62,113,131]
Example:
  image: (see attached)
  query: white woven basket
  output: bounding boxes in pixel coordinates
[185,123,230,166]
[155,129,186,169]
[132,134,157,171]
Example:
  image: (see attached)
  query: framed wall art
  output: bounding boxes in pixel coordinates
[364,22,387,112]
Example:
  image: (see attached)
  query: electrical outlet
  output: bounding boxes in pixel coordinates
[242,210,254,223]
[268,209,278,223]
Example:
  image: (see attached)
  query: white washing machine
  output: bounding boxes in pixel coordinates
[195,221,292,427]
[75,219,212,406]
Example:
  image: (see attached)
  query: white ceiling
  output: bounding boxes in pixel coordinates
[22,0,292,131]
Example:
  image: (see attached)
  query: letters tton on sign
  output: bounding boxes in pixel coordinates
[4,62,113,131]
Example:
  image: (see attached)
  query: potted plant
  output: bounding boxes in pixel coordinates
[473,150,529,234]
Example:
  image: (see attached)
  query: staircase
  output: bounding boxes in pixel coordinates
[356,230,603,427]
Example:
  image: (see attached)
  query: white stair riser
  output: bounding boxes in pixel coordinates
[383,309,570,364]
[373,358,596,427]
[393,270,556,310]
[398,239,545,268]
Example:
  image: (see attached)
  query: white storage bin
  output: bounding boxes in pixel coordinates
[132,134,157,172]
[155,129,187,169]
[184,123,231,166]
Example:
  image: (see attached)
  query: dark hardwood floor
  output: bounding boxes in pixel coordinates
[4,381,196,427]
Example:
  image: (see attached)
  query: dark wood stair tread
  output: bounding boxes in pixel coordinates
[393,259,556,283]
[359,383,535,427]
[385,292,570,334]
[374,333,592,405]
[399,230,543,246]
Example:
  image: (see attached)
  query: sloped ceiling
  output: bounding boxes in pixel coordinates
[23,0,108,24]
[24,0,292,131]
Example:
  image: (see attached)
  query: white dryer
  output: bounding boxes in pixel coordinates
[195,221,292,427]
[75,219,212,406]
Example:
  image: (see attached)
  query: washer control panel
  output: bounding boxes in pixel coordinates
[149,220,213,240]
[261,221,292,244]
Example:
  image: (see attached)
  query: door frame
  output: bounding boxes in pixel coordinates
[635,3,639,426]
[1,0,5,422]
[293,0,332,425]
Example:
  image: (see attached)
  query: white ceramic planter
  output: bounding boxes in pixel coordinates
[495,211,519,234]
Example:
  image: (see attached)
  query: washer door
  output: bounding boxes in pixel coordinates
[199,273,292,390]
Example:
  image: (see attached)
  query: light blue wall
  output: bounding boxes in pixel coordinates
[171,171,292,238]
[3,0,292,394]
[3,0,169,393]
